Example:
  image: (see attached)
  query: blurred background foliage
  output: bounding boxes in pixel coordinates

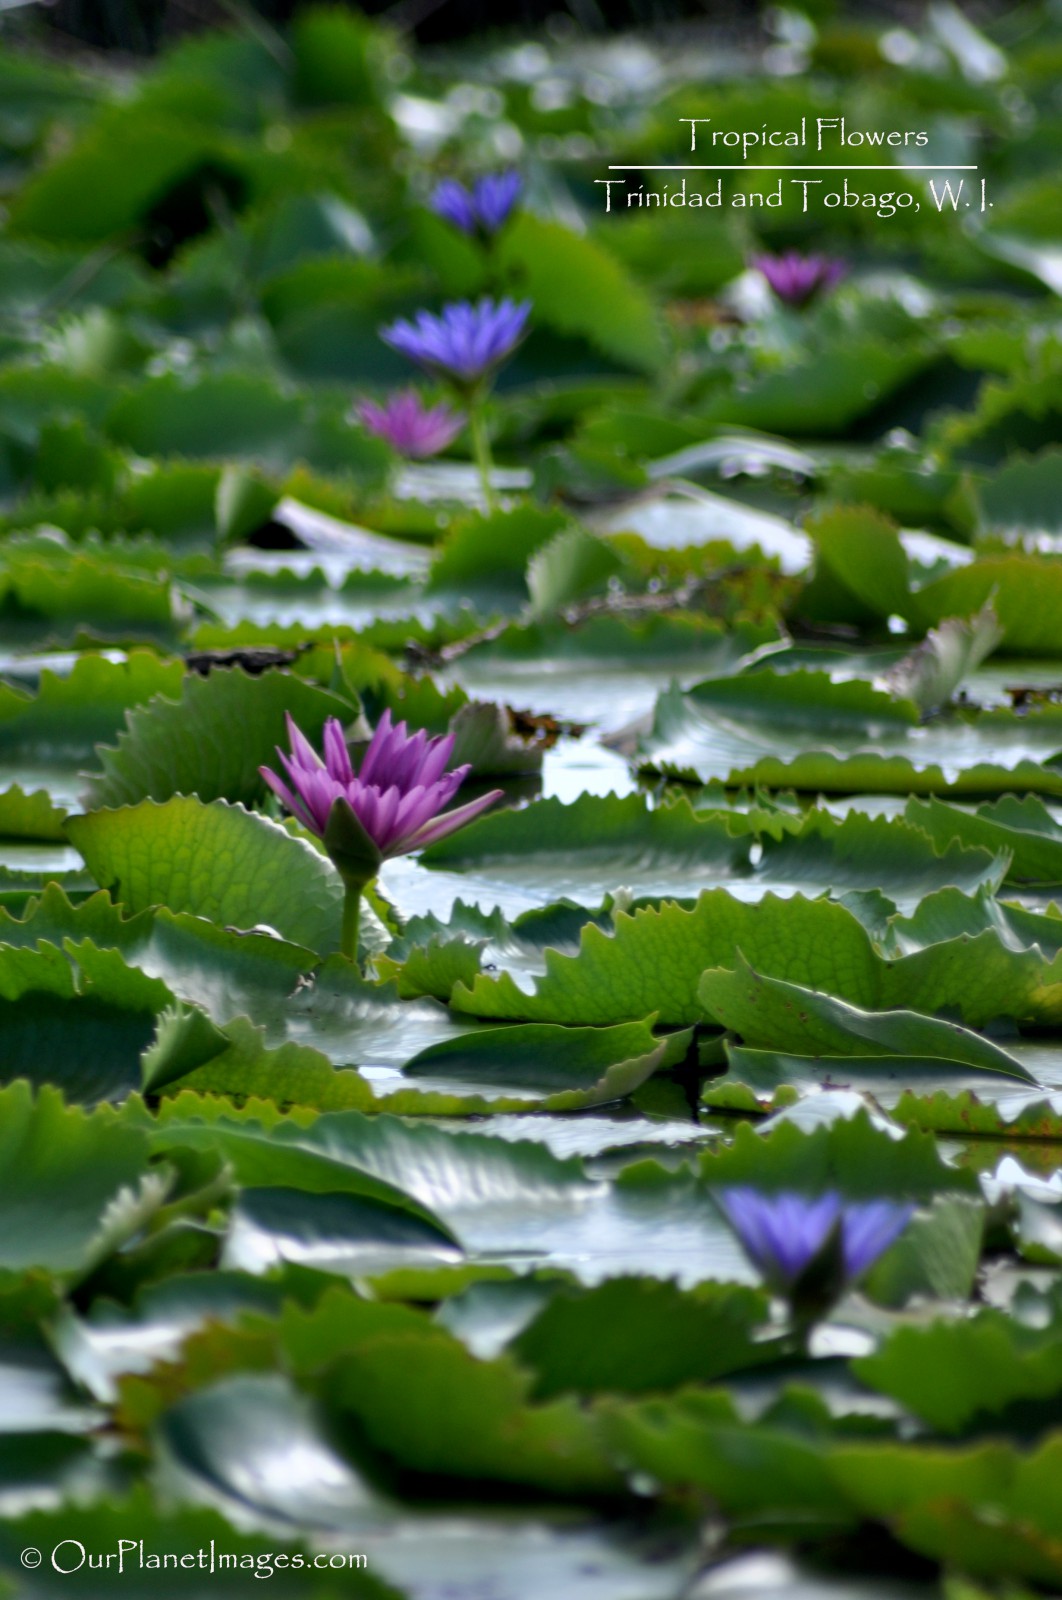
[6,0,757,55]
[2,0,1023,53]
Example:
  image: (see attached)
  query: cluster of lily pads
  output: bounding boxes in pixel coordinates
[3,3,1062,1596]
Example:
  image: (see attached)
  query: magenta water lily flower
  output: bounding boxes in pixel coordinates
[380,297,531,389]
[716,1187,914,1327]
[263,710,501,858]
[431,170,522,237]
[751,250,846,308]
[261,712,503,959]
[355,390,464,459]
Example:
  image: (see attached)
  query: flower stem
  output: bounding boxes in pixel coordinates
[341,884,361,963]
[469,401,496,511]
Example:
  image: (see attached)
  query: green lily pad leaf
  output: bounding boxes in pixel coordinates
[0,541,192,646]
[678,896,1062,1046]
[215,465,279,544]
[52,1270,298,1402]
[8,111,228,244]
[0,939,208,1103]
[446,700,544,778]
[82,667,354,810]
[0,231,140,314]
[426,504,569,605]
[497,213,665,374]
[155,1373,388,1531]
[974,447,1062,544]
[751,807,1005,905]
[0,1081,154,1275]
[170,1017,376,1113]
[275,1288,621,1493]
[149,1109,456,1239]
[906,795,1062,885]
[291,5,393,106]
[879,604,1002,716]
[886,882,1062,958]
[470,873,1056,1037]
[704,335,933,438]
[225,1186,462,1276]
[639,668,1062,795]
[598,1388,848,1525]
[699,1109,979,1202]
[806,504,911,621]
[0,651,184,759]
[67,796,345,954]
[0,883,311,1016]
[892,1085,1062,1140]
[831,1435,1062,1585]
[526,525,625,618]
[453,890,879,1026]
[140,1002,229,1094]
[442,624,777,758]
[257,956,464,1070]
[85,948,461,1109]
[910,554,1062,657]
[116,462,221,546]
[330,1326,622,1494]
[855,1306,1062,1435]
[699,954,1034,1080]
[420,791,751,905]
[402,1017,679,1109]
[152,1102,745,1285]
[0,784,68,841]
[860,1193,984,1306]
[377,897,605,1001]
[704,1046,1036,1116]
[421,793,1002,919]
[508,1277,771,1400]
[887,927,1062,1031]
[106,372,307,466]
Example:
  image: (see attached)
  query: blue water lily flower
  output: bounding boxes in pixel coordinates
[431,170,522,237]
[430,177,479,235]
[470,170,522,233]
[380,296,531,388]
[716,1187,915,1320]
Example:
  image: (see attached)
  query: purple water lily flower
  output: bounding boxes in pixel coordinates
[431,170,522,237]
[716,1187,914,1308]
[751,250,846,308]
[262,712,502,962]
[262,710,502,862]
[380,297,531,388]
[355,390,464,459]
